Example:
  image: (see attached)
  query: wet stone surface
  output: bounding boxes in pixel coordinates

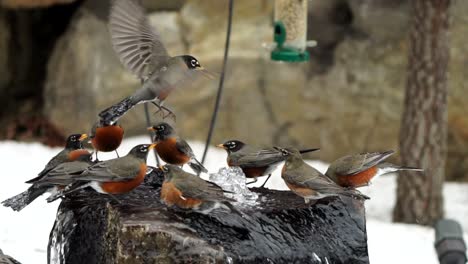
[48,167,369,264]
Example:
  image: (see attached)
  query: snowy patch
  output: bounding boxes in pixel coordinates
[1,137,468,263]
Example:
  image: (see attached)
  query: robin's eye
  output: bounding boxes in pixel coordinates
[281,149,289,156]
[158,125,165,131]
[140,147,148,152]
[190,59,198,68]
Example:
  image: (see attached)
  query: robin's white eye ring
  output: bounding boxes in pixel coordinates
[191,59,197,67]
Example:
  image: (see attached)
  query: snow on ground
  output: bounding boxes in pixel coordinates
[1,136,467,263]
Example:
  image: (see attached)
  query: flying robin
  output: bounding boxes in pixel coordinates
[217,140,320,188]
[55,144,156,198]
[325,150,423,188]
[159,164,238,214]
[2,152,93,211]
[90,120,124,159]
[98,0,215,124]
[279,147,369,203]
[148,122,207,174]
[24,133,89,185]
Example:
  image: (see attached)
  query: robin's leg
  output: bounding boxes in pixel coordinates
[151,102,163,114]
[259,174,272,188]
[95,151,99,161]
[114,150,120,158]
[246,178,258,185]
[160,105,176,121]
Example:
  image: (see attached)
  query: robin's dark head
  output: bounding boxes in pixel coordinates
[147,122,175,140]
[276,147,304,169]
[65,134,88,149]
[178,55,201,69]
[217,140,245,153]
[159,164,184,180]
[128,144,156,160]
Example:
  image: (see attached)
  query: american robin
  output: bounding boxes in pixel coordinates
[2,152,93,211]
[159,164,238,214]
[325,150,423,188]
[57,144,156,197]
[24,133,89,184]
[217,140,320,188]
[98,0,215,124]
[279,147,369,203]
[90,120,124,159]
[148,122,207,174]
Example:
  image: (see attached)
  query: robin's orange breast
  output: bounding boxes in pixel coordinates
[285,181,317,198]
[241,166,269,178]
[161,181,203,209]
[91,126,124,152]
[337,166,377,187]
[68,149,91,161]
[100,163,146,194]
[155,138,190,165]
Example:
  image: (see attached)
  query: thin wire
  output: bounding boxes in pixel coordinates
[201,0,234,165]
[142,77,160,166]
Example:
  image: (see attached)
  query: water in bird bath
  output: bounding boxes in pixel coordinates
[209,167,259,207]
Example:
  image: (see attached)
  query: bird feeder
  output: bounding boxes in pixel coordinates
[271,0,315,62]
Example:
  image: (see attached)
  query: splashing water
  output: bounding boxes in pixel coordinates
[209,167,258,207]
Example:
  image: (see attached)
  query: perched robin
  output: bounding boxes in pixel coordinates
[159,164,238,214]
[217,140,320,188]
[99,0,214,124]
[279,147,368,203]
[56,144,156,197]
[24,133,89,184]
[2,152,93,211]
[148,122,207,174]
[325,150,423,188]
[90,120,124,159]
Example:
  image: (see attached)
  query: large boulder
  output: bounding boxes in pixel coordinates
[48,169,369,263]
[43,1,186,136]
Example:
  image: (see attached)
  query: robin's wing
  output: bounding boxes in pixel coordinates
[109,0,169,79]
[26,150,69,183]
[173,176,235,202]
[175,138,195,158]
[230,147,285,168]
[330,150,395,176]
[73,157,142,182]
[35,161,92,186]
[284,163,344,194]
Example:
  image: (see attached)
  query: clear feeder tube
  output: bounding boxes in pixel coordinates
[274,0,307,52]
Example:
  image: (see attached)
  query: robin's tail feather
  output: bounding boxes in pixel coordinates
[1,185,50,211]
[188,159,208,174]
[221,201,244,217]
[299,148,320,154]
[341,188,370,200]
[98,97,135,124]
[46,182,90,202]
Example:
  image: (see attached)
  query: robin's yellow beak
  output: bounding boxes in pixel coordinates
[147,126,155,131]
[159,165,164,171]
[149,143,157,150]
[216,144,225,149]
[79,134,88,141]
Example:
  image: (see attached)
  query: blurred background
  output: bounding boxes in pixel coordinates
[0,0,466,182]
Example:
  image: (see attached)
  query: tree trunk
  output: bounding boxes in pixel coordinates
[393,0,450,225]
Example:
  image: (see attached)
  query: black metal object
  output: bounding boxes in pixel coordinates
[200,0,234,166]
[435,219,467,264]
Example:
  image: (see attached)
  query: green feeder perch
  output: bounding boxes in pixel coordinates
[271,21,310,62]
